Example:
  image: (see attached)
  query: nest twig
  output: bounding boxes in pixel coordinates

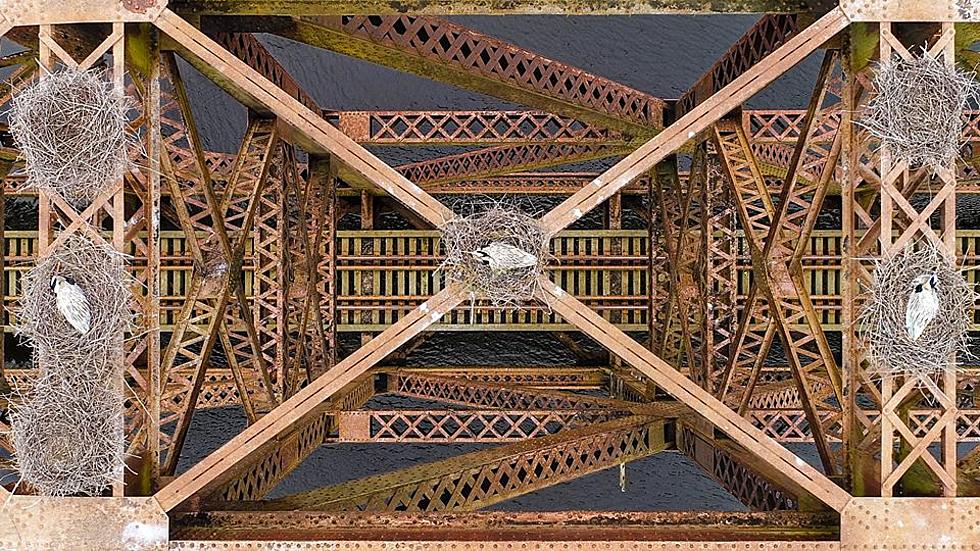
[857,47,980,172]
[857,242,975,378]
[438,200,552,309]
[16,235,134,381]
[8,67,136,208]
[8,372,124,496]
[10,235,133,495]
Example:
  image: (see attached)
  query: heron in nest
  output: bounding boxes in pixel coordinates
[470,242,537,271]
[906,273,939,342]
[50,275,92,334]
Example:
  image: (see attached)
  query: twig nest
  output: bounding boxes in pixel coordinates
[857,48,980,172]
[8,67,135,208]
[438,205,552,308]
[16,235,133,381]
[9,373,125,496]
[858,243,975,378]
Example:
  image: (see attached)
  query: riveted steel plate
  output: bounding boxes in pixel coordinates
[170,542,839,550]
[841,497,980,550]
[0,0,167,26]
[840,0,977,22]
[0,496,168,551]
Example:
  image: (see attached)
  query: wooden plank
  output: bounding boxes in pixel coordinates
[154,284,468,512]
[537,275,852,512]
[537,6,849,235]
[153,9,454,229]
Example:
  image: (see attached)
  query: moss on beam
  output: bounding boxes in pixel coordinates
[171,0,829,15]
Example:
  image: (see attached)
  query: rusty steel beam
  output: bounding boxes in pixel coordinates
[676,14,800,118]
[160,11,456,228]
[213,375,375,502]
[175,0,829,15]
[154,284,467,511]
[157,53,282,473]
[330,110,623,146]
[538,275,852,512]
[212,32,320,114]
[400,143,632,186]
[392,366,607,389]
[170,510,839,544]
[711,114,841,476]
[390,371,632,411]
[256,415,665,512]
[538,7,850,235]
[336,409,626,442]
[678,420,809,511]
[250,15,664,136]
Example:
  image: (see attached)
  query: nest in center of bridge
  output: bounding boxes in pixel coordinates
[857,242,974,378]
[439,204,551,309]
[8,67,136,209]
[857,48,980,173]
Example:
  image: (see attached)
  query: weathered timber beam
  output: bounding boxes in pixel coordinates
[537,275,852,512]
[153,284,468,511]
[329,110,624,146]
[253,415,665,512]
[401,143,633,186]
[676,14,800,118]
[223,15,664,137]
[539,7,849,235]
[156,9,455,228]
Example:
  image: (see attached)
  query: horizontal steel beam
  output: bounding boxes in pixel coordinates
[241,15,664,136]
[170,0,829,15]
[255,415,665,512]
[170,510,839,542]
[335,409,626,442]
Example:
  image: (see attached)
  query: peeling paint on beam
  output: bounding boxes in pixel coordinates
[173,0,827,15]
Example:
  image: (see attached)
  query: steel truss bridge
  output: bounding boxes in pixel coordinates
[1,1,980,549]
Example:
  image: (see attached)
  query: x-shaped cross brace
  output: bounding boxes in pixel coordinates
[152,7,853,512]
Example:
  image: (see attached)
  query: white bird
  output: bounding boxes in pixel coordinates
[50,275,91,335]
[905,273,939,342]
[469,241,537,271]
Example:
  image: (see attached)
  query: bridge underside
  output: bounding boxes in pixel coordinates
[1,1,979,549]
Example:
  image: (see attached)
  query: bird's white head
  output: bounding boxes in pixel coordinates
[49,275,76,291]
[911,273,937,293]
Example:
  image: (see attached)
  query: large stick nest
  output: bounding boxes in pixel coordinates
[857,243,975,378]
[10,235,133,495]
[8,67,135,208]
[857,48,980,172]
[438,202,552,309]
[8,372,125,496]
[16,235,134,381]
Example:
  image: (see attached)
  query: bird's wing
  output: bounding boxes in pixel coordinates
[57,285,92,334]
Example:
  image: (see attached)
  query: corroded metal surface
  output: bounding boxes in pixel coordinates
[257,416,664,512]
[171,543,840,550]
[0,0,166,25]
[0,496,168,550]
[840,498,980,549]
